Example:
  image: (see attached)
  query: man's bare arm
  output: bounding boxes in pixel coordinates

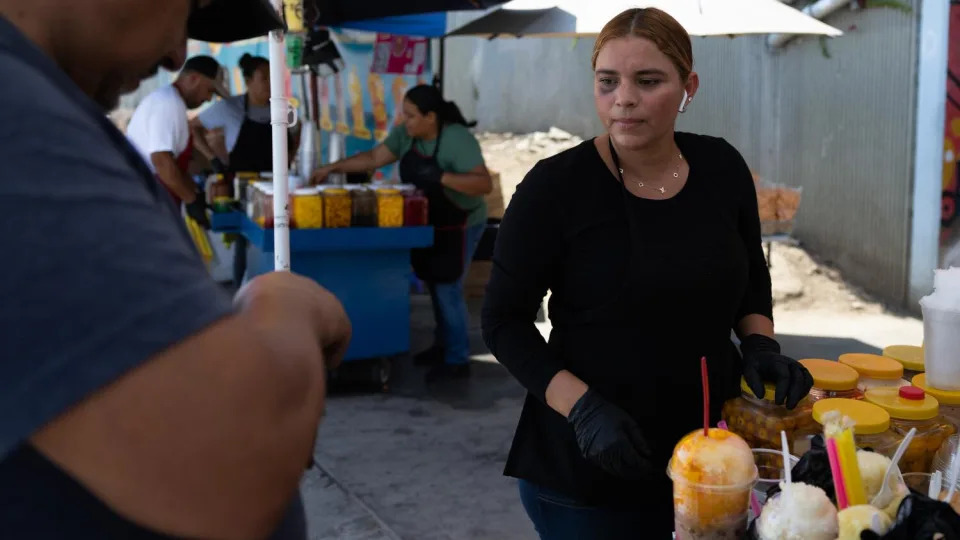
[151,151,198,202]
[30,273,351,540]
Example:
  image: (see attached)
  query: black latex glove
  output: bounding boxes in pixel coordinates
[410,162,444,192]
[741,334,813,410]
[860,493,960,540]
[567,388,653,479]
[209,157,226,174]
[185,192,211,230]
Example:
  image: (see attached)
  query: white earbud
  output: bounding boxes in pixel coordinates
[679,90,690,113]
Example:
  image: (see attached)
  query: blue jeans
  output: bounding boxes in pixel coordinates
[518,480,662,540]
[427,222,485,366]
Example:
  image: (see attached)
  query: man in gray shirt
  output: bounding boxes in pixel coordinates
[0,0,351,538]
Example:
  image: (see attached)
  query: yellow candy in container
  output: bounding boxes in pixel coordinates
[669,428,758,539]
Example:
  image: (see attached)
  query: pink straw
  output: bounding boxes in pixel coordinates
[826,437,849,510]
[750,491,762,517]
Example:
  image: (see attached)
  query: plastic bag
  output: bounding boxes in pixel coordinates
[861,493,960,539]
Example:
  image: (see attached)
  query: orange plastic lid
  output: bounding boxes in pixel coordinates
[883,345,925,373]
[799,359,859,391]
[812,398,891,434]
[864,386,939,420]
[839,353,904,380]
[912,374,960,406]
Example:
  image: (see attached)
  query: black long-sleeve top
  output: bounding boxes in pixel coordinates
[481,133,772,531]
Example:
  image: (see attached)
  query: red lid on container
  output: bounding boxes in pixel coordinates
[899,386,925,401]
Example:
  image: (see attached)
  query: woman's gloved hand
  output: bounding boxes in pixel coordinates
[741,334,813,410]
[567,388,653,479]
[410,162,444,190]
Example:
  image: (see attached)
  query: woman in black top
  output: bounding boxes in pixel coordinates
[481,8,812,539]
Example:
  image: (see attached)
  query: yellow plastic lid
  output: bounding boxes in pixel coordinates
[864,386,939,420]
[883,345,925,372]
[839,353,904,380]
[812,398,891,435]
[740,377,776,401]
[236,171,260,179]
[376,188,401,195]
[320,187,349,196]
[912,374,960,406]
[799,359,859,391]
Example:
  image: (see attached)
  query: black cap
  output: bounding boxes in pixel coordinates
[188,0,285,43]
[181,56,230,97]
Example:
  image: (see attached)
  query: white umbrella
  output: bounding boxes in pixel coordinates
[447,0,842,38]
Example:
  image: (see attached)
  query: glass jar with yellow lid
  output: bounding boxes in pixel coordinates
[839,353,908,392]
[798,358,863,402]
[803,398,900,457]
[721,378,814,468]
[321,187,352,228]
[883,345,924,382]
[913,373,960,432]
[375,188,404,228]
[864,385,956,473]
[291,187,323,229]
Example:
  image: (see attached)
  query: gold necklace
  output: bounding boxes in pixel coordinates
[617,153,685,194]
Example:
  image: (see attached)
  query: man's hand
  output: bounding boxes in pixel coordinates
[185,192,210,229]
[235,271,352,371]
[30,272,352,540]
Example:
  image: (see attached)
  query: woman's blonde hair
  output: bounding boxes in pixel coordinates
[591,8,694,82]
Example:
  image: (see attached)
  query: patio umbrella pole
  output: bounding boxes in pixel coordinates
[269,0,291,271]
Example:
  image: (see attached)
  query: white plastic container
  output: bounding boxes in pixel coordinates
[921,299,960,391]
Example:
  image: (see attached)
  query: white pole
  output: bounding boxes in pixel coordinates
[269,0,291,271]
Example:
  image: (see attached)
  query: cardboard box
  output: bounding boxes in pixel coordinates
[464,261,492,298]
[485,171,505,219]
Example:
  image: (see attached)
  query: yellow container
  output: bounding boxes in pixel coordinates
[799,358,863,402]
[883,344,925,380]
[291,187,323,229]
[376,188,404,228]
[809,398,900,457]
[913,373,960,432]
[839,353,906,392]
[321,187,352,228]
[865,386,956,473]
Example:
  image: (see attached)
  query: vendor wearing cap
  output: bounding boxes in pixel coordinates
[126,55,229,227]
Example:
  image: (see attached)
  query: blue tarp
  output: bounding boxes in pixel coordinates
[334,12,449,38]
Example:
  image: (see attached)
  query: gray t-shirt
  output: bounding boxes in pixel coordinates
[197,94,270,152]
[0,16,305,540]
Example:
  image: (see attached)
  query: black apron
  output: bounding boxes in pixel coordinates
[399,128,469,284]
[228,96,274,285]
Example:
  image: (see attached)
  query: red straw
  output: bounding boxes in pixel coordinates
[701,356,709,437]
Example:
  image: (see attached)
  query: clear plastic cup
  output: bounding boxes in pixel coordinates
[751,448,799,508]
[668,460,758,540]
[921,301,960,390]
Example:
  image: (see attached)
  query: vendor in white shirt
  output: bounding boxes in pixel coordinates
[126,55,228,225]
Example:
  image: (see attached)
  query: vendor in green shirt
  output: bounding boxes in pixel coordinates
[311,84,492,381]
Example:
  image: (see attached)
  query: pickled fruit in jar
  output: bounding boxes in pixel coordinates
[376,188,403,228]
[322,188,351,228]
[291,188,323,229]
